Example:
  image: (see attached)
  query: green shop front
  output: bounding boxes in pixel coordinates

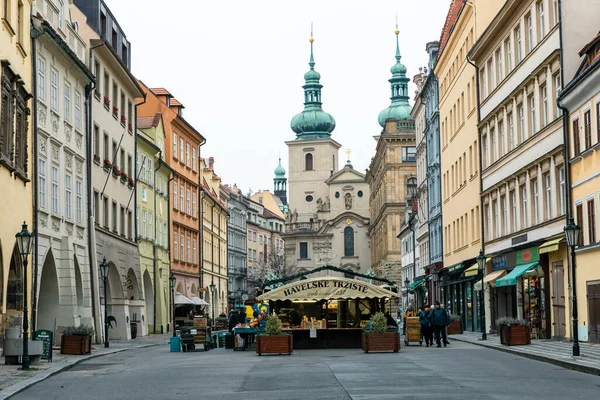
[488,246,551,338]
[439,260,482,333]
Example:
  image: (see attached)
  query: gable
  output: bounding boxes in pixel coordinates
[327,168,366,185]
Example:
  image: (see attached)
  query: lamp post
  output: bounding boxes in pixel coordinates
[15,222,33,370]
[99,258,110,348]
[169,273,176,337]
[564,218,581,357]
[209,282,216,330]
[404,277,410,309]
[476,251,487,340]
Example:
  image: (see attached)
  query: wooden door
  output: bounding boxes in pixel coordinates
[587,283,600,344]
[551,262,566,339]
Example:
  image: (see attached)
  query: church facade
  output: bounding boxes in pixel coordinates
[283,36,370,277]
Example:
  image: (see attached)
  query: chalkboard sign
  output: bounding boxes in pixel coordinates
[35,330,53,362]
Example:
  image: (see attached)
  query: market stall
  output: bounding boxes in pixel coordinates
[256,276,398,349]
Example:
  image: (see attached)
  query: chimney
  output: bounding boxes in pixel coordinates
[209,157,214,169]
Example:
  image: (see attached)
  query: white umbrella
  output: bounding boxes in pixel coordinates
[174,292,195,305]
[190,295,209,306]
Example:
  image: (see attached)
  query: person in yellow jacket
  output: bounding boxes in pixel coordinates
[402,304,415,335]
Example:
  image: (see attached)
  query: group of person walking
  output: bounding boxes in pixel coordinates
[416,301,450,347]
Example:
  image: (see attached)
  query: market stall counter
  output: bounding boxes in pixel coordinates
[257,276,398,349]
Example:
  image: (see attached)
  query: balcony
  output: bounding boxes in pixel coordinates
[285,221,320,234]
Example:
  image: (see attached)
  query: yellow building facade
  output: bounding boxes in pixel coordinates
[559,34,600,344]
[200,158,228,317]
[0,0,33,333]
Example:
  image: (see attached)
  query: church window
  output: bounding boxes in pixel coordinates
[305,195,313,202]
[299,242,308,259]
[358,191,363,198]
[305,153,313,171]
[344,227,355,257]
[335,192,340,198]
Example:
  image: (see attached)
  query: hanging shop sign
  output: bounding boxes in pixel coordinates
[516,247,539,264]
[492,254,509,271]
[257,277,398,302]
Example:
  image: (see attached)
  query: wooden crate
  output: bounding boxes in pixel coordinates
[256,335,293,355]
[447,320,463,335]
[500,325,531,346]
[362,332,400,353]
[60,335,91,355]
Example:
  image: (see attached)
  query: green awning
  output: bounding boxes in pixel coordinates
[496,262,539,287]
[409,275,426,290]
[446,262,463,273]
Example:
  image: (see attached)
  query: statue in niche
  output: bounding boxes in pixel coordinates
[292,209,298,223]
[316,197,323,211]
[324,196,330,211]
[345,193,352,210]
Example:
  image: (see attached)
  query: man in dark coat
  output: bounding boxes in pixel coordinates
[431,301,450,347]
[228,309,239,333]
[418,305,433,347]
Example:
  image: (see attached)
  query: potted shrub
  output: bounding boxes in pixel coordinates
[112,106,119,117]
[103,158,112,171]
[447,314,463,335]
[256,314,292,355]
[103,96,110,108]
[362,312,400,353]
[127,177,135,188]
[93,154,101,165]
[128,122,133,133]
[119,171,128,184]
[112,164,120,177]
[496,317,531,346]
[60,325,94,355]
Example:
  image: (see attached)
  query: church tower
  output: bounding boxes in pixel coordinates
[274,158,287,205]
[286,31,341,219]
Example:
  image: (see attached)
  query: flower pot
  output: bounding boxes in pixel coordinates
[256,334,292,355]
[5,327,21,339]
[362,332,400,353]
[61,334,92,355]
[447,320,463,335]
[500,325,531,346]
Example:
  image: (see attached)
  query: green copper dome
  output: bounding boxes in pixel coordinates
[274,158,286,177]
[378,30,413,127]
[291,38,336,140]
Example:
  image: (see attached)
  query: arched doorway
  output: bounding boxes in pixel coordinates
[74,255,84,310]
[6,245,23,311]
[38,250,60,334]
[105,262,125,339]
[143,270,154,332]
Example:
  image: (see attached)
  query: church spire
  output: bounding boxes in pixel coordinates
[290,25,336,140]
[377,20,413,127]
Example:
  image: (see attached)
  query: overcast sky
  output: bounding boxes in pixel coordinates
[105,0,451,194]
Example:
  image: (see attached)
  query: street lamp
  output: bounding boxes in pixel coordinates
[99,258,110,348]
[564,218,581,357]
[15,222,33,370]
[169,273,176,337]
[209,282,216,330]
[404,277,410,309]
[476,250,487,340]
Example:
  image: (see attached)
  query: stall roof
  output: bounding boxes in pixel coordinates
[174,292,195,305]
[257,276,398,302]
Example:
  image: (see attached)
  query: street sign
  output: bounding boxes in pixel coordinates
[241,294,248,301]
[34,330,53,362]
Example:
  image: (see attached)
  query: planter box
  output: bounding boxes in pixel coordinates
[256,335,292,355]
[61,335,92,355]
[500,325,531,346]
[361,332,400,353]
[447,320,463,335]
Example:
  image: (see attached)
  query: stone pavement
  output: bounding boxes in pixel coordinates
[450,330,600,375]
[0,334,170,399]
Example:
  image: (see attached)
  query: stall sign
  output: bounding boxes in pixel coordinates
[492,254,508,271]
[517,247,539,264]
[34,330,53,362]
[309,328,317,338]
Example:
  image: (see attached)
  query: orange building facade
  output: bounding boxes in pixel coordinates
[137,84,205,301]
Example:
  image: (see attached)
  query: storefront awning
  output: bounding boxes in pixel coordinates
[256,276,398,302]
[463,257,491,277]
[539,237,564,254]
[483,269,507,285]
[445,262,463,273]
[496,262,539,287]
[409,275,426,290]
[174,292,195,305]
[189,295,209,306]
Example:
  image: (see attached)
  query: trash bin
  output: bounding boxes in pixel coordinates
[225,333,234,349]
[130,322,138,339]
[170,336,181,352]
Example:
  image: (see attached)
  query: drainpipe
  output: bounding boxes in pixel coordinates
[467,49,486,334]
[166,173,174,332]
[31,27,39,332]
[87,42,104,344]
[152,152,161,334]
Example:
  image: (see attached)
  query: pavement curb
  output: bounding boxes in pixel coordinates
[451,336,600,377]
[0,342,163,399]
